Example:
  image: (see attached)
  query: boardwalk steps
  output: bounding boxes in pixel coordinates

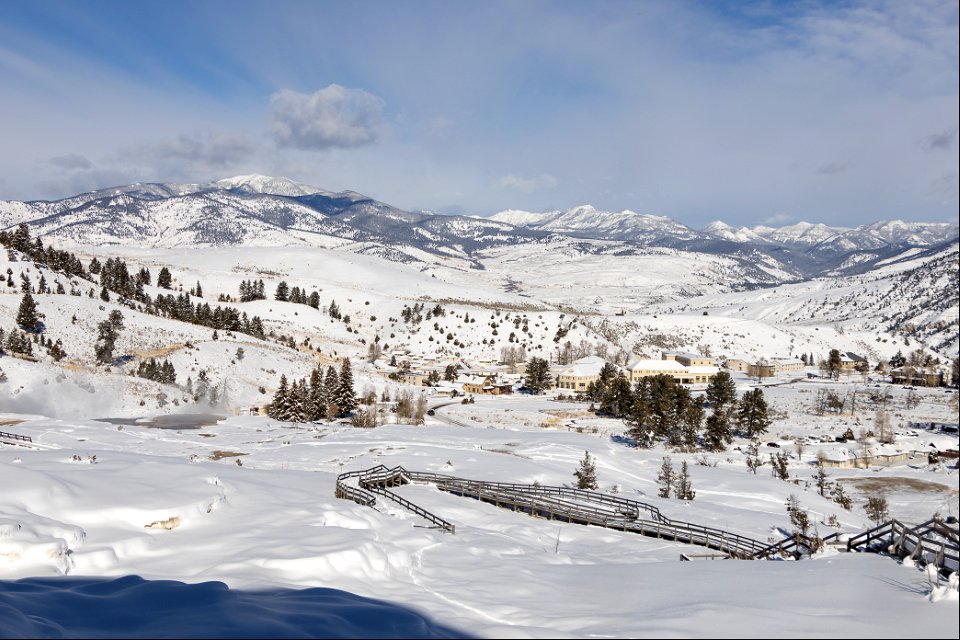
[846,517,959,577]
[335,465,960,575]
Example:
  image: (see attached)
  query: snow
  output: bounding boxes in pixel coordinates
[1,185,958,636]
[0,389,957,636]
[0,575,467,638]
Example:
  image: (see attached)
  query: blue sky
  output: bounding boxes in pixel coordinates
[1,0,957,227]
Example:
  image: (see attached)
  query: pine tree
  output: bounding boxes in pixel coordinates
[814,460,830,496]
[573,451,598,490]
[323,366,340,418]
[770,451,790,480]
[674,461,695,500]
[745,440,764,474]
[831,483,852,510]
[16,292,39,332]
[94,311,124,364]
[268,375,292,421]
[706,371,737,410]
[704,410,733,451]
[275,281,289,302]
[523,356,552,393]
[827,349,843,380]
[704,371,737,451]
[336,358,356,416]
[657,456,675,498]
[157,267,173,289]
[624,378,654,447]
[308,367,325,420]
[735,388,772,438]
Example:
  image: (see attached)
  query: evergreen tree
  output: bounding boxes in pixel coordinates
[336,358,356,416]
[735,388,772,438]
[573,451,598,490]
[275,281,289,302]
[268,375,293,421]
[681,395,704,450]
[704,410,733,451]
[814,459,830,496]
[827,349,843,380]
[657,456,674,498]
[157,267,173,289]
[770,452,790,480]
[94,311,124,364]
[523,356,552,393]
[624,378,654,447]
[706,371,737,410]
[674,461,695,500]
[745,440,764,474]
[308,367,326,420]
[831,483,852,510]
[16,292,40,332]
[323,366,340,417]
[602,372,633,418]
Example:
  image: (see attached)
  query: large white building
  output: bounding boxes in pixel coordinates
[628,352,718,385]
[557,356,614,393]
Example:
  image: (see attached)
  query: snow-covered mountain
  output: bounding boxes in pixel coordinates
[2,177,956,282]
[490,205,706,244]
[698,218,958,256]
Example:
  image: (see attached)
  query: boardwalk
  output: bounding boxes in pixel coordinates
[336,465,960,575]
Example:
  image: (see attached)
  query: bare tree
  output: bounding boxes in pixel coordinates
[864,494,889,526]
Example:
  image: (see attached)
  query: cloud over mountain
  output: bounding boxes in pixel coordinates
[268,85,385,151]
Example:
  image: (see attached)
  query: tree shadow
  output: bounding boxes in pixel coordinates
[0,575,473,638]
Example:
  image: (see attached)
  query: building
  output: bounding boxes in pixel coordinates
[771,358,805,373]
[461,375,514,395]
[746,362,777,379]
[724,357,751,372]
[400,372,430,387]
[889,367,949,387]
[629,352,718,385]
[746,357,805,379]
[840,352,868,371]
[556,356,612,393]
[662,351,714,367]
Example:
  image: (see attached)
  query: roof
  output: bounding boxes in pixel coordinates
[571,355,608,365]
[629,359,687,371]
[560,356,619,378]
[663,351,703,359]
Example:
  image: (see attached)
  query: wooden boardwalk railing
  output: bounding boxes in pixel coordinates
[336,465,959,573]
[335,465,766,557]
[846,517,959,577]
[0,430,33,444]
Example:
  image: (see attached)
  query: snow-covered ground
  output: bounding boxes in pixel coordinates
[1,236,958,637]
[2,375,957,637]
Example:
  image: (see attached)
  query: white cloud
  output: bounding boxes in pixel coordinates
[494,173,558,193]
[268,85,385,151]
[115,130,255,181]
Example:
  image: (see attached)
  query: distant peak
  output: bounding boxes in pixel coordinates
[215,174,324,197]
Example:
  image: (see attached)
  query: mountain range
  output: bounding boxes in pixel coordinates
[2,174,956,282]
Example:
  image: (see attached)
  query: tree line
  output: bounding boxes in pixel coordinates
[266,358,357,422]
